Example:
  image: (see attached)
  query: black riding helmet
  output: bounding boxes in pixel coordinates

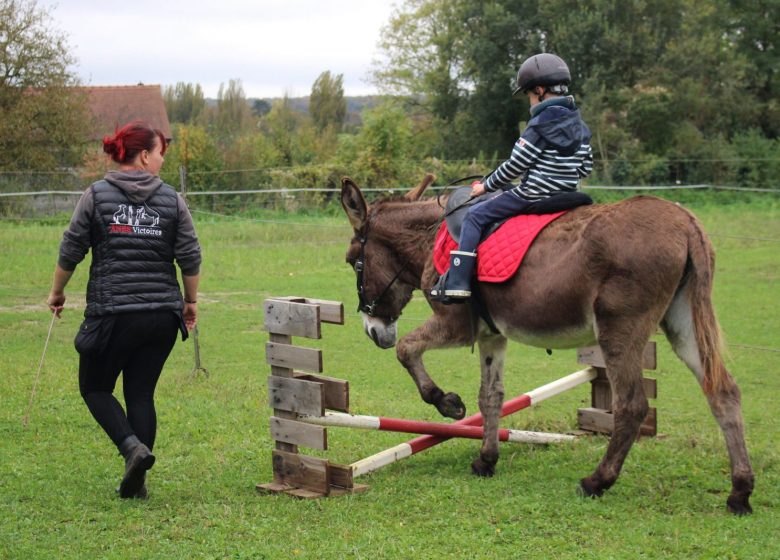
[513,53,571,98]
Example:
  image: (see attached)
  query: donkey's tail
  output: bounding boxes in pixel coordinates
[683,211,731,395]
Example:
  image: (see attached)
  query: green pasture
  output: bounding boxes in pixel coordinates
[1,193,778,559]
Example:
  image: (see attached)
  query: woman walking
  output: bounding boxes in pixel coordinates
[47,121,202,499]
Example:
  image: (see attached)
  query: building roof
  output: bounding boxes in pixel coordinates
[78,84,172,141]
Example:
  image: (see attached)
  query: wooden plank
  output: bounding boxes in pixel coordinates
[264,300,321,339]
[577,342,657,370]
[270,417,327,450]
[285,487,329,499]
[268,332,297,456]
[590,374,657,408]
[293,372,350,412]
[271,449,330,495]
[268,376,324,416]
[577,407,614,434]
[641,407,657,436]
[268,296,344,325]
[577,407,657,436]
[305,299,344,325]
[591,379,612,410]
[328,483,369,496]
[266,342,323,373]
[328,463,355,489]
[328,464,369,494]
[257,471,368,498]
[642,377,657,400]
[256,481,294,494]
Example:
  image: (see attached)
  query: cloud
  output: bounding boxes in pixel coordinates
[40,0,396,97]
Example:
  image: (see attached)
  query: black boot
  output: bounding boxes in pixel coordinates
[115,473,148,499]
[118,435,155,499]
[430,251,477,303]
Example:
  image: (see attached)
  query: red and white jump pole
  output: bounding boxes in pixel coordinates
[348,367,598,477]
[300,411,574,444]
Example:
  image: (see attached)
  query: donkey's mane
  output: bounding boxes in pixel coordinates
[367,196,443,260]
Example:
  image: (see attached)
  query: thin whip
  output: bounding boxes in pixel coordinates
[22,312,58,428]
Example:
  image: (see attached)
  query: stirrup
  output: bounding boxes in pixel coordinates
[430,273,448,299]
[430,279,470,304]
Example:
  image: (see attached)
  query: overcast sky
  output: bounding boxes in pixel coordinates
[39,0,398,98]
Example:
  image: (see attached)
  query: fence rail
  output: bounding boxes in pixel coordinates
[1,182,778,220]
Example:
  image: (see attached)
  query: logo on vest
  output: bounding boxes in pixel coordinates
[109,204,163,237]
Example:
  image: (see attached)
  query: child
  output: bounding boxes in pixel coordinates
[431,53,593,303]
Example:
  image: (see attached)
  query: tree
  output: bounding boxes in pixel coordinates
[0,0,90,170]
[163,82,206,124]
[159,123,222,187]
[723,0,780,136]
[337,100,417,187]
[252,99,271,117]
[259,95,314,166]
[372,0,542,159]
[309,71,346,131]
[212,79,253,142]
[372,0,780,187]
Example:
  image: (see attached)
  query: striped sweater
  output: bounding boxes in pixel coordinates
[484,96,592,200]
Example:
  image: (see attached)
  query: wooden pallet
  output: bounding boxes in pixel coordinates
[256,297,368,498]
[576,342,658,437]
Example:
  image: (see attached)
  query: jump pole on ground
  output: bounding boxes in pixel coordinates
[299,411,576,444]
[348,367,597,477]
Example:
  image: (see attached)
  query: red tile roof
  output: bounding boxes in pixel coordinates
[78,84,172,140]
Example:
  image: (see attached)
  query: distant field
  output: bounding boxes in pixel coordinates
[1,194,778,559]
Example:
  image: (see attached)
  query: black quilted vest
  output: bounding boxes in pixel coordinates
[85,180,182,317]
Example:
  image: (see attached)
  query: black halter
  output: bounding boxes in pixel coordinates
[354,221,407,322]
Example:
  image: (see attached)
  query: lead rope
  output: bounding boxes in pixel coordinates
[23,311,59,427]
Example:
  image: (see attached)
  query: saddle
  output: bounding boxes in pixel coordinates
[435,187,593,283]
[443,187,593,243]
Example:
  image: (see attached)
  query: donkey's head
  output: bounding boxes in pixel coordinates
[340,175,435,348]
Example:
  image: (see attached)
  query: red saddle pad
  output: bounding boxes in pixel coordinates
[433,211,566,283]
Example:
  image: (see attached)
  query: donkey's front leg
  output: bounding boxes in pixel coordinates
[396,307,472,419]
[471,333,508,477]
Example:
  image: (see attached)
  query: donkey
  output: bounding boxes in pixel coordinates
[340,175,753,514]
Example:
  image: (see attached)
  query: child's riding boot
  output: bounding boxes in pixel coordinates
[430,251,477,304]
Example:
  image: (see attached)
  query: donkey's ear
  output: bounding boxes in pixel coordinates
[405,173,436,201]
[341,177,367,231]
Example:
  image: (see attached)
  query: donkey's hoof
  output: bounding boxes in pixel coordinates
[436,392,466,420]
[578,476,605,498]
[726,494,753,516]
[471,458,495,477]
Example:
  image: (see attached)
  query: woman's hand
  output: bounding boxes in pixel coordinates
[470,182,486,197]
[47,291,66,317]
[183,302,197,331]
[47,265,73,317]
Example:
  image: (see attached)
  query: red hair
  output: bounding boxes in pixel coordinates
[102,121,167,164]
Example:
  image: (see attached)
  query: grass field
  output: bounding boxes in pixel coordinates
[1,193,779,559]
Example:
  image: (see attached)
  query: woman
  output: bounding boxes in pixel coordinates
[47,121,201,499]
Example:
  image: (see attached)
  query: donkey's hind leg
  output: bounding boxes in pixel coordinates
[662,290,753,514]
[580,319,652,498]
[471,333,507,477]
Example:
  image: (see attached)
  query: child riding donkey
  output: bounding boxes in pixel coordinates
[431,53,593,303]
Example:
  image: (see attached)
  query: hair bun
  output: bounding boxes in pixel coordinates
[102,134,126,162]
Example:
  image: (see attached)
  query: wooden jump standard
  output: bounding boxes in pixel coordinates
[257,296,657,498]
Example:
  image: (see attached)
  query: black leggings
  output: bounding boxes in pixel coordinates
[79,311,179,451]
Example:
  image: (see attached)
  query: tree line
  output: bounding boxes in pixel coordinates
[1,0,779,194]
